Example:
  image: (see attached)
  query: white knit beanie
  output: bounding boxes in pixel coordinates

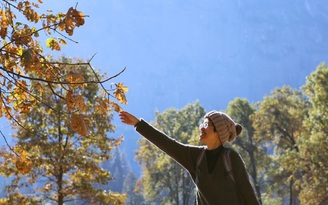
[205,110,241,145]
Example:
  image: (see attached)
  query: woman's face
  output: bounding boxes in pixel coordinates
[199,118,218,144]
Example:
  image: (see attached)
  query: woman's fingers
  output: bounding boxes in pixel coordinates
[119,111,139,126]
[119,111,128,123]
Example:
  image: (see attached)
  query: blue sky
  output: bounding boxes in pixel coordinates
[38,0,328,121]
[1,1,328,173]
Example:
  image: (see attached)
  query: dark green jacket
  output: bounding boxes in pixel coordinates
[136,119,260,205]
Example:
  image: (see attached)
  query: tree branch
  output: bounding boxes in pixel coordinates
[1,73,56,112]
[0,130,19,157]
[0,65,126,85]
[0,93,30,133]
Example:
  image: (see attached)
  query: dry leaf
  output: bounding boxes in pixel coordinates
[16,151,32,174]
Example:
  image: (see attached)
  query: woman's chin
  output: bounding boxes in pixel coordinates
[199,134,205,142]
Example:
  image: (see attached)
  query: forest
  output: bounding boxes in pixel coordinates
[107,62,327,205]
[1,61,327,204]
[0,0,327,205]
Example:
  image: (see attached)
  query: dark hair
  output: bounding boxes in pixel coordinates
[235,124,242,135]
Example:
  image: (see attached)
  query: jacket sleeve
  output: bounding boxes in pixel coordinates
[230,150,261,205]
[135,119,200,172]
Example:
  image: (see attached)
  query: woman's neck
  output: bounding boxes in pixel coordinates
[206,141,222,150]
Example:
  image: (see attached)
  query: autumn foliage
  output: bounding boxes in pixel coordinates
[0,1,128,203]
[0,0,127,167]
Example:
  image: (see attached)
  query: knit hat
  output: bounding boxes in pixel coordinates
[204,110,242,145]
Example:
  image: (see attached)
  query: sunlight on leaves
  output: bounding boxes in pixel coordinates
[64,7,85,36]
[15,150,32,174]
[66,90,86,112]
[46,38,61,51]
[113,83,128,104]
[70,113,89,136]
[109,101,123,112]
[65,71,85,89]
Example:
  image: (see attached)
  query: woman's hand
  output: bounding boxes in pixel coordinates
[119,111,140,126]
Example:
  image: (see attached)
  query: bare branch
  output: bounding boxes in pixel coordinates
[0,65,126,85]
[1,0,19,10]
[47,82,66,101]
[52,28,79,44]
[0,130,19,157]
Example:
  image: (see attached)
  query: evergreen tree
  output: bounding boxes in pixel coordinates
[101,147,132,193]
[123,171,145,205]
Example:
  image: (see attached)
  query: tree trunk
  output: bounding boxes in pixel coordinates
[58,170,64,205]
[289,178,293,205]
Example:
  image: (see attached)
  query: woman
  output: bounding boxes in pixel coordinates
[119,110,260,205]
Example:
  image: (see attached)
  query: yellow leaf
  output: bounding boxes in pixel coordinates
[66,91,86,112]
[95,104,106,114]
[58,38,67,46]
[17,47,24,56]
[70,114,89,136]
[117,83,128,92]
[65,72,85,88]
[18,102,31,113]
[114,83,128,104]
[73,95,86,112]
[109,101,122,112]
[46,38,61,50]
[16,151,32,174]
[46,38,54,47]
